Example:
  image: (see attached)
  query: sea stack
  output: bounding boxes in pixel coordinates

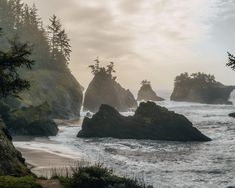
[78,101,211,142]
[171,72,235,104]
[83,59,137,112]
[137,80,164,101]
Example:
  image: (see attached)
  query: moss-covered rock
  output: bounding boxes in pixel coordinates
[84,71,137,112]
[3,103,58,136]
[0,120,30,176]
[78,101,211,142]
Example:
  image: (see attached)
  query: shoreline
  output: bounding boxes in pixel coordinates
[17,147,80,178]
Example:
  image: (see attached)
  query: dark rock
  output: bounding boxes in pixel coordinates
[171,72,235,104]
[137,81,164,101]
[0,120,30,176]
[4,103,58,137]
[228,113,235,118]
[78,101,211,142]
[84,71,137,112]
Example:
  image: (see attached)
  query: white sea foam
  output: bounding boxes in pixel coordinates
[14,98,235,188]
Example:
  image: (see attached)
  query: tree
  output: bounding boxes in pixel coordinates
[0,30,34,98]
[141,80,150,86]
[106,62,115,75]
[227,52,235,70]
[48,14,71,64]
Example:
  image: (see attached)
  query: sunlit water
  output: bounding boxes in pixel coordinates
[14,94,235,188]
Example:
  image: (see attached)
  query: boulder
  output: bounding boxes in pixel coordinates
[137,82,164,101]
[83,71,137,112]
[0,120,30,176]
[78,101,211,142]
[229,112,235,118]
[171,72,235,104]
[3,103,58,137]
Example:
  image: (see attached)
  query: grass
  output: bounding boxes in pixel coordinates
[51,163,153,188]
[0,176,42,188]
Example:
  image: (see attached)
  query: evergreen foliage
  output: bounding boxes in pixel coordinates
[227,52,235,70]
[89,57,116,79]
[0,0,71,70]
[0,28,34,98]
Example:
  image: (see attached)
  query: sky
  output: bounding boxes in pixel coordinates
[22,0,235,94]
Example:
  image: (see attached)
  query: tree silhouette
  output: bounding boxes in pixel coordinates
[227,52,235,70]
[48,14,71,65]
[0,29,34,98]
[89,58,116,78]
[141,80,151,86]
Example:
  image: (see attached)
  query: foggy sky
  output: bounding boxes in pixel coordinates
[22,0,235,93]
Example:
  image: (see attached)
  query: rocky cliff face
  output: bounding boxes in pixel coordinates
[137,84,164,101]
[19,69,83,119]
[83,72,137,112]
[78,101,211,142]
[170,72,234,104]
[0,120,30,176]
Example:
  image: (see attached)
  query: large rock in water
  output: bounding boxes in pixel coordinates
[19,69,83,119]
[83,72,137,112]
[78,101,211,141]
[171,72,235,104]
[2,103,58,136]
[137,83,164,101]
[0,120,30,176]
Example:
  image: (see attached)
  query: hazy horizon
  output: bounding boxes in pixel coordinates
[22,0,235,93]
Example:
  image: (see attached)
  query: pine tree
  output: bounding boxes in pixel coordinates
[0,29,34,98]
[227,52,235,70]
[48,14,71,65]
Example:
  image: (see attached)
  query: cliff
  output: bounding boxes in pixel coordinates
[78,101,211,142]
[0,120,30,176]
[83,71,137,112]
[19,69,83,119]
[170,72,235,104]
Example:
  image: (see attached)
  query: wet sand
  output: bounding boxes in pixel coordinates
[17,147,79,178]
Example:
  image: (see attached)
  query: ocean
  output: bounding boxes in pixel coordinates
[14,93,235,188]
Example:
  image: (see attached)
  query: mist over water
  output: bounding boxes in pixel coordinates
[14,93,235,188]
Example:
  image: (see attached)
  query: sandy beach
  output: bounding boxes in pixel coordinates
[17,147,79,178]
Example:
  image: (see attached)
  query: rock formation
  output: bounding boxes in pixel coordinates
[171,72,235,104]
[1,102,58,137]
[0,120,30,176]
[83,60,137,112]
[78,101,211,142]
[137,80,164,101]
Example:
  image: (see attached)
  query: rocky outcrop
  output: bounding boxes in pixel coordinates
[170,72,235,104]
[229,113,235,118]
[137,81,164,101]
[2,103,58,137]
[0,120,30,176]
[83,71,137,112]
[19,69,83,119]
[78,101,211,142]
